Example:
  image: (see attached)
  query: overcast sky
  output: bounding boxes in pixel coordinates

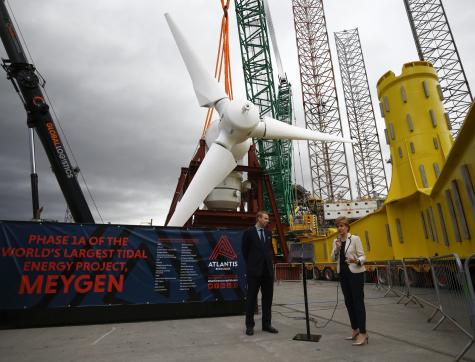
[0,0,474,225]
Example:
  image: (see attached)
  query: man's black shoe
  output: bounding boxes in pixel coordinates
[245,328,254,336]
[262,326,278,333]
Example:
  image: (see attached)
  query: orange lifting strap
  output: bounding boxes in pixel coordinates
[201,0,234,138]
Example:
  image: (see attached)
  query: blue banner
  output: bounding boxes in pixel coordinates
[0,221,246,310]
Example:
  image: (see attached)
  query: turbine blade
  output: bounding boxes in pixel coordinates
[165,13,227,107]
[167,143,237,227]
[251,117,356,143]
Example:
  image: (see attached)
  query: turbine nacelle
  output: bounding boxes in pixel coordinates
[215,98,260,149]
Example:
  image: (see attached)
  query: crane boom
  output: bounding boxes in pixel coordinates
[263,0,284,80]
[0,1,94,223]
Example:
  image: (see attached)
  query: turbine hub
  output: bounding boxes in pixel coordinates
[222,99,260,144]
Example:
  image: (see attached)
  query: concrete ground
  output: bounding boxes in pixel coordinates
[1,281,474,362]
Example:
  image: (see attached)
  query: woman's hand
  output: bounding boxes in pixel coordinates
[335,239,342,250]
[346,256,357,264]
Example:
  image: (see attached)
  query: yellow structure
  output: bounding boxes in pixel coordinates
[307,61,475,275]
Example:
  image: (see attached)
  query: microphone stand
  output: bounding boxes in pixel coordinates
[293,243,321,342]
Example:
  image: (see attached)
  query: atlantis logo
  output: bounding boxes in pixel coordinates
[208,235,238,270]
[208,234,239,289]
[209,235,237,260]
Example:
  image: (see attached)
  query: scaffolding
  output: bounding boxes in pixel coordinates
[334,28,388,199]
[291,0,352,202]
[403,0,473,137]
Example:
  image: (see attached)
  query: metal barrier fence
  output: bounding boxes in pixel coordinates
[429,255,472,332]
[274,255,474,360]
[373,254,474,361]
[401,257,438,318]
[402,258,438,308]
[360,261,380,286]
[462,253,475,361]
[429,254,474,361]
[374,260,415,303]
[371,261,390,291]
[373,261,399,295]
[275,263,302,283]
[465,253,475,335]
[274,263,314,284]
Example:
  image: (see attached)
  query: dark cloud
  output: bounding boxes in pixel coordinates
[1,0,473,225]
[0,0,221,225]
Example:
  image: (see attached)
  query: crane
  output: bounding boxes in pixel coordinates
[234,0,294,224]
[0,0,94,223]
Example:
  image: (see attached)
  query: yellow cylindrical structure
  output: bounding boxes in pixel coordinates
[377,61,453,202]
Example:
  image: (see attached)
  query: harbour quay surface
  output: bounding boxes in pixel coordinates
[1,281,473,362]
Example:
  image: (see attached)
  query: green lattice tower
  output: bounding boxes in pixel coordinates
[234,0,293,224]
[274,80,293,224]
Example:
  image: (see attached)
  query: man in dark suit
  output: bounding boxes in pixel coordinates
[242,210,278,336]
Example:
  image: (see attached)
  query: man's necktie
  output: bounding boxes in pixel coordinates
[260,229,265,243]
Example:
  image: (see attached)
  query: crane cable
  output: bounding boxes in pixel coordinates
[201,0,234,138]
[291,93,309,209]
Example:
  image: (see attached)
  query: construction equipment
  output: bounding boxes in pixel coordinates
[334,28,388,200]
[291,0,353,204]
[0,0,94,223]
[403,0,473,137]
[234,0,294,225]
